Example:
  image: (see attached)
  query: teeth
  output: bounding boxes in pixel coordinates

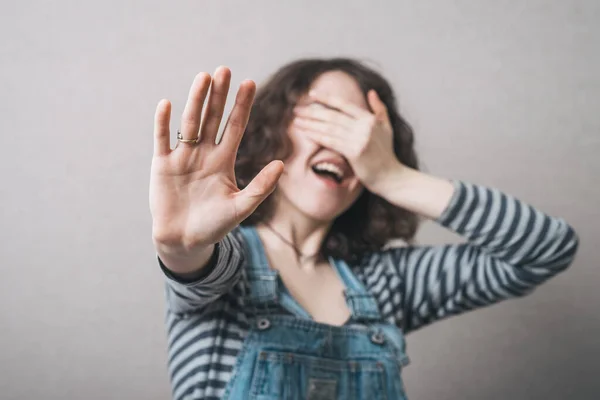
[312,162,343,180]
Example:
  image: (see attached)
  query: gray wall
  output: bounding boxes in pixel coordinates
[1,1,598,399]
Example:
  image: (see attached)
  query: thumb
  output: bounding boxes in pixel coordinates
[367,90,389,121]
[235,160,284,218]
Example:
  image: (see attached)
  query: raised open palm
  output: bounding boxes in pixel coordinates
[150,67,283,253]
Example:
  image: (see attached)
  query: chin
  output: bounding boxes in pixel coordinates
[302,203,349,222]
[275,170,364,222]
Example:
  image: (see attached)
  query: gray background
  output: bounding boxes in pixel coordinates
[1,1,599,399]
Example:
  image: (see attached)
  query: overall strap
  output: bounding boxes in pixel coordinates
[331,257,382,322]
[238,226,278,306]
[238,226,311,319]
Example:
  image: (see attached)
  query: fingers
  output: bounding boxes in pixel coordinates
[220,79,257,150]
[235,160,284,218]
[295,125,346,154]
[154,99,171,156]
[294,103,354,127]
[293,116,340,136]
[367,90,389,122]
[307,91,367,118]
[199,66,231,144]
[180,72,212,141]
[291,115,347,153]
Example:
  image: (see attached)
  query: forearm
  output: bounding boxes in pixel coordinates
[372,166,578,268]
[370,164,455,220]
[375,179,578,331]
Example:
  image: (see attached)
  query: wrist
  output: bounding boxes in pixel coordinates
[368,166,455,220]
[154,239,216,274]
[365,161,409,197]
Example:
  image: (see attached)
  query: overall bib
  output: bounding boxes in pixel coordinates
[222,227,410,400]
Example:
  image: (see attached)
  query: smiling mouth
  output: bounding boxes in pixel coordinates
[311,162,344,183]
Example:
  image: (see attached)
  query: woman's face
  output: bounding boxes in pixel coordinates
[275,70,367,223]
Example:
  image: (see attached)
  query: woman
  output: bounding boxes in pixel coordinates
[149,58,579,400]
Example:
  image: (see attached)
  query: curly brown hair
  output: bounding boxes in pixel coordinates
[235,58,420,262]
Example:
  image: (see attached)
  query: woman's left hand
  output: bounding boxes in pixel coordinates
[292,90,403,192]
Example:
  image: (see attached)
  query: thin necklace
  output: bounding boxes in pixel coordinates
[262,222,322,264]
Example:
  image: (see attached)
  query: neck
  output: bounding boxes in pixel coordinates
[257,196,332,268]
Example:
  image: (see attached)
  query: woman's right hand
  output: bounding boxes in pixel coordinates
[149,67,284,268]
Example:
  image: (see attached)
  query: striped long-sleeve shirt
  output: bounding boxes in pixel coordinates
[159,181,579,400]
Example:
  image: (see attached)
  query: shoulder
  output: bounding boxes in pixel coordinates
[355,245,411,274]
[352,249,406,290]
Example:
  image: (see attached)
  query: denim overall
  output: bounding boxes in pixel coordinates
[222,227,411,400]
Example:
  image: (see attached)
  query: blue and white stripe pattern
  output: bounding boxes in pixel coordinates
[159,181,579,400]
